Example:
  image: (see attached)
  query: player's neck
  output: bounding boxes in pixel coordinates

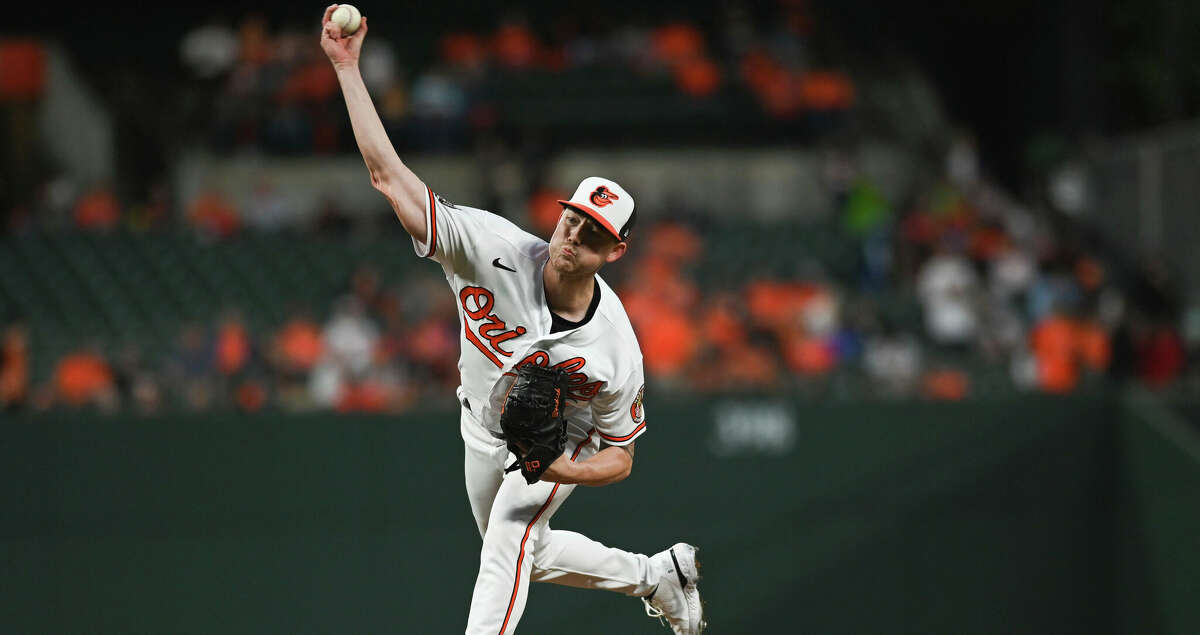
[543,266,596,321]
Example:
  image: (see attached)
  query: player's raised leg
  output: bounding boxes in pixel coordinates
[528,529,658,594]
[527,532,706,634]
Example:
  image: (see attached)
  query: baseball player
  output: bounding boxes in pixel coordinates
[319,7,705,634]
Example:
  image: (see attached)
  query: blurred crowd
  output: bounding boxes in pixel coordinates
[177,0,850,155]
[2,2,1198,416]
[607,134,1190,401]
[2,263,461,416]
[2,133,1195,417]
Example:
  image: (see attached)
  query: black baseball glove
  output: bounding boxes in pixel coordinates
[500,364,570,484]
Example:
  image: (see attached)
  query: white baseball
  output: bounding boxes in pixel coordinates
[331,4,362,35]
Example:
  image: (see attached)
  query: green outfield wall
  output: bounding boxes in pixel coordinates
[1,393,1196,634]
[1114,392,1200,635]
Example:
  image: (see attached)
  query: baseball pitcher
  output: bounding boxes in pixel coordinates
[319,6,705,633]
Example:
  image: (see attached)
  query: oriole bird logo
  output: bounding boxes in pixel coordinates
[590,186,619,208]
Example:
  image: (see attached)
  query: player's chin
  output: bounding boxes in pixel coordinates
[552,254,578,272]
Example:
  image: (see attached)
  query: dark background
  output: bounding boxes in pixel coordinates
[7,0,1200,191]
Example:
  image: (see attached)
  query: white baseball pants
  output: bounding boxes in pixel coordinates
[459,407,660,634]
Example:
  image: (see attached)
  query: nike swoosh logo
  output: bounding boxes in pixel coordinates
[492,258,517,272]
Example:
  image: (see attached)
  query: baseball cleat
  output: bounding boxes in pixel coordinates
[642,543,706,634]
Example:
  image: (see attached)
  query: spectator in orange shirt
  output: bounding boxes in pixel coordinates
[797,71,854,111]
[1,321,29,411]
[0,39,46,99]
[441,32,488,73]
[922,367,969,400]
[213,311,261,411]
[54,344,117,411]
[701,293,748,353]
[618,255,701,385]
[215,310,252,376]
[492,18,540,69]
[274,313,324,373]
[73,184,121,231]
[674,57,721,97]
[651,22,705,68]
[336,381,389,413]
[1030,311,1079,393]
[739,50,783,96]
[779,286,840,375]
[745,278,822,333]
[782,333,836,375]
[235,379,268,413]
[188,189,241,240]
[1075,318,1111,372]
[638,308,700,385]
[269,309,323,411]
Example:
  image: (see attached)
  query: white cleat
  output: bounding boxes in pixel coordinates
[642,543,706,634]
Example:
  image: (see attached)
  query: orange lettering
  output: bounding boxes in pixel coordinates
[554,357,586,373]
[480,317,526,357]
[459,286,528,365]
[460,286,495,320]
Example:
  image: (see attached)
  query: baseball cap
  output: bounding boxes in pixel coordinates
[557,177,636,242]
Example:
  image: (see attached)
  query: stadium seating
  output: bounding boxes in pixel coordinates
[0,220,872,388]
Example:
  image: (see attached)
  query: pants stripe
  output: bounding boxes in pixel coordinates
[497,430,594,634]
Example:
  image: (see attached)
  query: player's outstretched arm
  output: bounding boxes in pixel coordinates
[319,5,428,244]
[541,443,635,487]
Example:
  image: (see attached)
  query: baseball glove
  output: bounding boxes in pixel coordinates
[500,364,570,485]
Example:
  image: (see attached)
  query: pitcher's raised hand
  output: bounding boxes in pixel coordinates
[319,4,368,69]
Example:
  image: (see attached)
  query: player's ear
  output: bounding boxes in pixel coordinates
[605,241,628,264]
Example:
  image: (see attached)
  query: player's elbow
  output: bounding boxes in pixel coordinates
[608,456,634,485]
[371,171,427,241]
[584,458,631,487]
[368,167,403,203]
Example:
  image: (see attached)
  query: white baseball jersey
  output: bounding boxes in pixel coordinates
[410,186,648,449]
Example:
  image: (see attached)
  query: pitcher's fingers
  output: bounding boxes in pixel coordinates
[322,20,342,40]
[345,16,368,43]
[322,4,338,25]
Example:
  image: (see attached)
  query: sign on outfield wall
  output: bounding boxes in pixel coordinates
[708,401,798,456]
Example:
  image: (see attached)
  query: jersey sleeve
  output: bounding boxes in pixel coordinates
[410,186,468,265]
[410,186,532,273]
[590,365,647,446]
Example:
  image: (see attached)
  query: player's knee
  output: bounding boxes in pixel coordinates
[481,516,532,548]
